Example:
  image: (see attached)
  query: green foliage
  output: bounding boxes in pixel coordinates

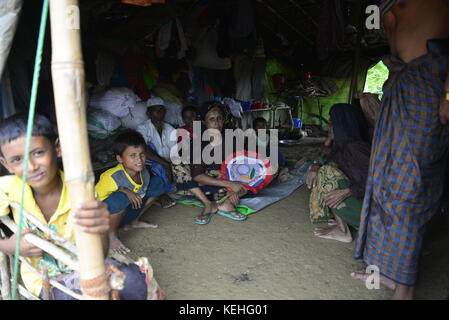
[364,61,389,97]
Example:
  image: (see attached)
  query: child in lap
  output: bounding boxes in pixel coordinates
[95,130,165,255]
[0,114,148,300]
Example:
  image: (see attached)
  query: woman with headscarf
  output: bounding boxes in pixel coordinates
[175,101,248,225]
[306,103,371,242]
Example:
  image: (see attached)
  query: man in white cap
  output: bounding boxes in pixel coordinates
[137,97,177,208]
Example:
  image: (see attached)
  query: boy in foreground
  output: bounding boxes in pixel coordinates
[0,114,147,300]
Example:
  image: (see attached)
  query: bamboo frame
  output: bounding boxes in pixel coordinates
[0,216,79,271]
[49,0,108,299]
[256,0,314,46]
[9,202,78,254]
[0,251,11,300]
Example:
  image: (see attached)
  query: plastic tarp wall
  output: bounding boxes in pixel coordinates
[0,0,23,78]
[300,56,371,126]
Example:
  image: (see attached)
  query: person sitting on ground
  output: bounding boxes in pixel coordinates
[176,101,249,225]
[95,130,166,255]
[177,105,198,143]
[0,114,148,300]
[251,117,289,183]
[136,97,177,208]
[306,103,371,243]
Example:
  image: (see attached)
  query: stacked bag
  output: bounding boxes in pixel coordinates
[87,87,139,139]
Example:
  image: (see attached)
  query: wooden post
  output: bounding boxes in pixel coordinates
[48,0,109,299]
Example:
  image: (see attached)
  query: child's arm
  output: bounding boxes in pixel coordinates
[72,200,110,256]
[0,228,43,258]
[118,187,143,209]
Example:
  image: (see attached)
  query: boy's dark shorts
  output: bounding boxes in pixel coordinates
[104,176,165,226]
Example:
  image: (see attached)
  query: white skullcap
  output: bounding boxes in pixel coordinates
[146,97,165,108]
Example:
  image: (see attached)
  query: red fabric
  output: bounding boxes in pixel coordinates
[221,150,273,194]
[123,55,151,100]
[121,0,166,6]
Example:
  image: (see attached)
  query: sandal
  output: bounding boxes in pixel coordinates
[158,194,176,209]
[217,209,247,221]
[193,211,216,225]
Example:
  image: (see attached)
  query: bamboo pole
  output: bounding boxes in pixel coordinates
[48,0,108,299]
[0,229,11,300]
[287,0,318,27]
[0,251,11,300]
[19,257,85,300]
[256,0,314,46]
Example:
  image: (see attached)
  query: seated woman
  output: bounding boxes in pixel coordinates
[306,103,371,242]
[175,101,248,225]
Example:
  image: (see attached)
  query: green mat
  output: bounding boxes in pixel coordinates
[177,199,254,216]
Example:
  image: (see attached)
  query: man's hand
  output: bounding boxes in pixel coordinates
[7,228,43,258]
[439,96,449,125]
[119,188,143,209]
[324,189,352,209]
[226,181,247,194]
[72,200,110,234]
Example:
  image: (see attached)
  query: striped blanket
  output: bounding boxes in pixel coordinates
[354,39,449,286]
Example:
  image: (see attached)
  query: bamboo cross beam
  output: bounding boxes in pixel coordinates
[9,202,78,255]
[287,0,318,27]
[19,256,85,300]
[256,0,314,46]
[0,216,80,271]
[0,251,11,300]
[49,0,108,299]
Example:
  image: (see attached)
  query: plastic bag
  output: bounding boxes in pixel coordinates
[89,87,138,118]
[87,109,121,139]
[120,101,148,130]
[164,101,184,128]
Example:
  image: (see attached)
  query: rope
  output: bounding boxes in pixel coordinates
[11,0,49,300]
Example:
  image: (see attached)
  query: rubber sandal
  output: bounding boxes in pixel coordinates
[157,195,176,209]
[217,209,247,221]
[193,211,215,225]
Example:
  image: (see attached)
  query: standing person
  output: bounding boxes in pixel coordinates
[137,97,177,208]
[351,0,449,300]
[95,130,166,255]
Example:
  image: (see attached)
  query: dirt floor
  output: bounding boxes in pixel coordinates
[119,141,449,300]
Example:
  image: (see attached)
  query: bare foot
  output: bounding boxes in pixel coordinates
[123,220,158,231]
[109,232,131,255]
[313,225,352,243]
[351,270,397,290]
[277,168,289,183]
[217,201,245,220]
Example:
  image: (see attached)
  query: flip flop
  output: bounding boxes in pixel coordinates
[193,211,216,225]
[157,195,176,209]
[217,209,247,221]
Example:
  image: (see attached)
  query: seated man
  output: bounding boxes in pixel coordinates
[95,130,165,255]
[0,114,148,300]
[136,97,177,208]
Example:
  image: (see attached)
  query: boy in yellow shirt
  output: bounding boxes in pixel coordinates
[95,130,165,255]
[0,114,147,300]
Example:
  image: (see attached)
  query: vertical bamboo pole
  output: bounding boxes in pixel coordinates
[49,0,108,299]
